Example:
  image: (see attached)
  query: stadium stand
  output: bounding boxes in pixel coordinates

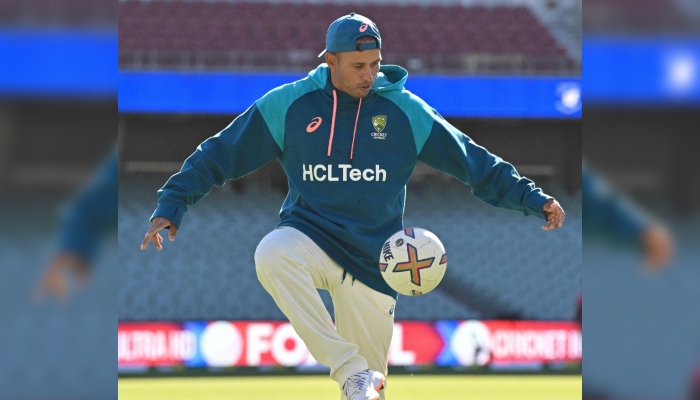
[118,0,578,74]
[0,0,115,26]
[583,0,692,33]
[118,174,581,322]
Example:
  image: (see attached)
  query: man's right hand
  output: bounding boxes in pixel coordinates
[141,217,178,251]
[641,223,673,271]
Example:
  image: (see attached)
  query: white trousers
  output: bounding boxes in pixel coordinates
[255,227,396,399]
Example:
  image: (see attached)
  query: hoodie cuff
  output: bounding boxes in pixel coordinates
[151,202,187,229]
[56,224,98,266]
[523,190,552,220]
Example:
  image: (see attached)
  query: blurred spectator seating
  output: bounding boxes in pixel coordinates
[118,0,579,74]
[583,0,692,34]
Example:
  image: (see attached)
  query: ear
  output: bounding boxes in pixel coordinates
[325,52,337,70]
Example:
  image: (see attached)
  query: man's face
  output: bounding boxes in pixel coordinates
[326,49,381,98]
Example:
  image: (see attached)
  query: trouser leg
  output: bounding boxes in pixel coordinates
[330,270,396,400]
[254,227,368,385]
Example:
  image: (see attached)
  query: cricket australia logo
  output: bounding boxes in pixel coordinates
[371,115,387,140]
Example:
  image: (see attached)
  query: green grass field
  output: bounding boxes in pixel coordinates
[119,375,581,400]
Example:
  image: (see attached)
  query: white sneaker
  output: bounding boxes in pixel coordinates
[343,369,385,400]
[369,370,386,392]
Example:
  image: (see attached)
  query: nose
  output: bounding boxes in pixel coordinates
[362,66,373,83]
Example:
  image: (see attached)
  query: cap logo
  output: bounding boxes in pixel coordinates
[359,23,368,32]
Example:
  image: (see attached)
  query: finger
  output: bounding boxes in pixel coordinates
[552,215,563,229]
[543,214,557,230]
[140,218,172,249]
[34,266,62,301]
[152,234,162,251]
[141,232,152,250]
[43,275,67,301]
[168,225,178,241]
[546,206,564,229]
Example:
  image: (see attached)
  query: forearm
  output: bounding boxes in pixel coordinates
[151,104,281,228]
[419,119,551,219]
[57,150,118,263]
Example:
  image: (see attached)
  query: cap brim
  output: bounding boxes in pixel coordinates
[318,49,327,58]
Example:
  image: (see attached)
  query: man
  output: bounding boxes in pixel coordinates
[140,13,565,400]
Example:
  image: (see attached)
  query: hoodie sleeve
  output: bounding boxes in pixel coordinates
[417,110,551,219]
[56,147,118,265]
[581,166,648,250]
[151,103,282,229]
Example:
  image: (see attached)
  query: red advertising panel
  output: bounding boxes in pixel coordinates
[387,321,443,366]
[118,322,195,367]
[487,321,582,364]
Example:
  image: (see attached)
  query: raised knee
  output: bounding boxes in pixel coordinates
[254,229,291,275]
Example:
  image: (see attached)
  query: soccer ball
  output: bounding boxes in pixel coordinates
[379,227,447,296]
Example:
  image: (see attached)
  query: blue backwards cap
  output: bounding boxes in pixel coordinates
[318,12,381,57]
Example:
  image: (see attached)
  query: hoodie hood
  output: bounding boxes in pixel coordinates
[308,64,408,94]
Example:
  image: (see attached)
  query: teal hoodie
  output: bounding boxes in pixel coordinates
[152,64,551,298]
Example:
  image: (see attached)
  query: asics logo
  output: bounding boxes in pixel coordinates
[306,117,322,133]
[359,23,368,32]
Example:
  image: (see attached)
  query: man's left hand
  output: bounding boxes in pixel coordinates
[542,198,565,230]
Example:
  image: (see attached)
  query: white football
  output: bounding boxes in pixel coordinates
[379,227,447,296]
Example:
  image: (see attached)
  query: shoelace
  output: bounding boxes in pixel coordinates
[343,370,368,399]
